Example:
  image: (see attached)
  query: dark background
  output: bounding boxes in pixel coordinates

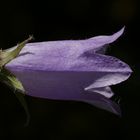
[0,0,139,139]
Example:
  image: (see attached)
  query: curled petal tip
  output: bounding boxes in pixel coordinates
[115,26,125,38]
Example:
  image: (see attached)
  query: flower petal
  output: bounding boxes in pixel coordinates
[83,91,121,116]
[88,27,124,46]
[2,69,121,115]
[4,70,107,100]
[85,86,114,98]
[5,27,125,72]
[81,27,125,54]
[77,53,132,88]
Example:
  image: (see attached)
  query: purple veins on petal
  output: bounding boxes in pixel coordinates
[5,27,132,116]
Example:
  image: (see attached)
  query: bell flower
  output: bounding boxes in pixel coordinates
[0,27,132,118]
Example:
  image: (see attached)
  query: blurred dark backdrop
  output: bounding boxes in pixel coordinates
[0,0,139,140]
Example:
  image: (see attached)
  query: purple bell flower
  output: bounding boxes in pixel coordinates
[0,27,132,117]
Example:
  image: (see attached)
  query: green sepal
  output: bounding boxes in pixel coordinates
[0,68,25,92]
[0,35,33,69]
[0,36,33,126]
[0,68,30,126]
